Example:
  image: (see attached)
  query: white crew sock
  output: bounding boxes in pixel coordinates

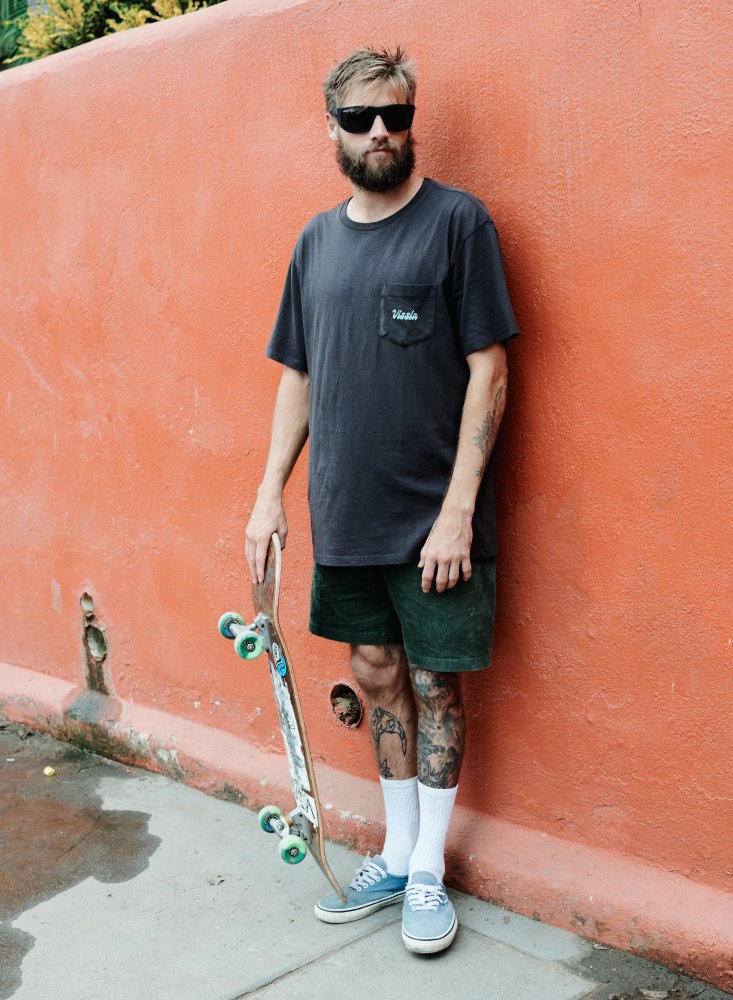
[408,782,459,883]
[379,776,420,877]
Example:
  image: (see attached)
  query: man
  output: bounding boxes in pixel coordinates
[245,46,518,954]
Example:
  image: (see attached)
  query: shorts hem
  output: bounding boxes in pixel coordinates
[404,648,492,673]
[309,621,403,647]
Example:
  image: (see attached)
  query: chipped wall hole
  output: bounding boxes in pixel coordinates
[85,625,107,662]
[330,684,362,729]
[80,592,109,694]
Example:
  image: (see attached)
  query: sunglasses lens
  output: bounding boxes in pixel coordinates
[382,105,415,131]
[339,108,374,133]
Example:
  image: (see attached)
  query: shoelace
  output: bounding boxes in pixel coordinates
[349,855,387,889]
[405,883,447,911]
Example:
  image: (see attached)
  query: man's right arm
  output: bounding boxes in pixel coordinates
[245,366,310,583]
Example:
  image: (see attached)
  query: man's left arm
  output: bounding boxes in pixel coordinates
[418,341,508,593]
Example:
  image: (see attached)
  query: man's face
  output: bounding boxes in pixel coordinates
[326,81,415,194]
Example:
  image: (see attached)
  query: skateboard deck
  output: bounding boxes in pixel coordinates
[218,533,346,902]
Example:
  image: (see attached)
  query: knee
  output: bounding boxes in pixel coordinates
[411,668,463,718]
[350,644,408,700]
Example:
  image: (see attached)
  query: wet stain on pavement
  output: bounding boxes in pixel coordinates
[0,723,161,999]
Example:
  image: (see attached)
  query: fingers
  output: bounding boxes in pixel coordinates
[244,504,287,585]
[244,535,257,585]
[245,540,259,584]
[419,555,472,593]
[420,555,436,594]
[255,536,269,585]
[244,530,270,585]
[436,559,463,593]
[420,558,461,593]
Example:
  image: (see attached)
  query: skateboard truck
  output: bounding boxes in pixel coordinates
[218,612,287,676]
[257,804,313,865]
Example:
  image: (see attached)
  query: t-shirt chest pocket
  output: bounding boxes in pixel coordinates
[378,282,437,346]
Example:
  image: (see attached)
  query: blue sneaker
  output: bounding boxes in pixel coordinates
[401,872,458,953]
[315,854,407,924]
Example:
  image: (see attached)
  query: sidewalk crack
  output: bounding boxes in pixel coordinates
[222,914,402,999]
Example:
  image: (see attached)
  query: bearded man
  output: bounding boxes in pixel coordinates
[245,46,518,954]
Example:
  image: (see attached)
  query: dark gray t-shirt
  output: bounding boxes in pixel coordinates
[266,178,519,566]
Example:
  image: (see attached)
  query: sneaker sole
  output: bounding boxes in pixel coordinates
[314,890,406,924]
[402,915,458,954]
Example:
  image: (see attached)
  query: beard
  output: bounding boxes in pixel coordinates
[336,133,415,193]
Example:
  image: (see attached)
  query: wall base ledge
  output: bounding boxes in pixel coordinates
[2,660,732,991]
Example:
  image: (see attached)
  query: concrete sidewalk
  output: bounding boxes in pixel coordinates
[1,723,730,1000]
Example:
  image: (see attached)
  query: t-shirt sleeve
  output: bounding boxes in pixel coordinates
[265,249,309,372]
[451,220,519,356]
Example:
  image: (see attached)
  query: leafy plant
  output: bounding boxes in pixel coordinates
[5,0,107,63]
[104,1,152,31]
[3,0,223,66]
[0,0,27,18]
[0,0,27,68]
[105,0,206,32]
[0,18,24,66]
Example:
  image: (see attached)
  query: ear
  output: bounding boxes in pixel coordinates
[326,112,339,142]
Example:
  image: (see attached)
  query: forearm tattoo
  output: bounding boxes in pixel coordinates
[370,707,408,779]
[412,669,464,789]
[473,384,505,480]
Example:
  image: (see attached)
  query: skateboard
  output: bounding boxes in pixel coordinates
[218,533,346,902]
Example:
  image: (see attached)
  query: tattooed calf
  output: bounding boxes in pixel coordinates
[370,707,408,779]
[412,669,465,789]
[417,731,461,788]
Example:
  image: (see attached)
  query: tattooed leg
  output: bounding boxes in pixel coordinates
[411,667,464,789]
[350,644,417,780]
[350,645,420,874]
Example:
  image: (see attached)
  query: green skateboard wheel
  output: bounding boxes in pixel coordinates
[234,631,263,660]
[280,834,307,865]
[258,805,283,833]
[218,612,245,640]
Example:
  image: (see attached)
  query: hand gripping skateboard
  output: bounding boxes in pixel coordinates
[218,533,346,902]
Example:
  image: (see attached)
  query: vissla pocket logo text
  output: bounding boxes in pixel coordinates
[392,309,419,321]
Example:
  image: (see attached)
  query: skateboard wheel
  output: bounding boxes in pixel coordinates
[234,631,263,660]
[258,805,283,833]
[218,612,245,640]
[280,834,307,865]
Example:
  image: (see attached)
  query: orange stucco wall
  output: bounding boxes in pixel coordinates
[2,0,732,985]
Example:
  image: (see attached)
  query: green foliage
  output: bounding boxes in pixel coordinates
[0,0,28,18]
[2,0,223,67]
[105,0,208,32]
[0,19,23,67]
[0,0,26,68]
[5,0,107,64]
[104,1,153,31]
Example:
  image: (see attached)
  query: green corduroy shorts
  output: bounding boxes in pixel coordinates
[309,558,496,672]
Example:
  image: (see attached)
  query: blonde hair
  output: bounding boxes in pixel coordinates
[323,46,417,111]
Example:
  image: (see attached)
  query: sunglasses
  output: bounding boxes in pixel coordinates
[329,104,416,134]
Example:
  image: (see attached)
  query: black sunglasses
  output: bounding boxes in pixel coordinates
[329,104,415,134]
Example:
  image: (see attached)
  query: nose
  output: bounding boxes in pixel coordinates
[368,114,389,139]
